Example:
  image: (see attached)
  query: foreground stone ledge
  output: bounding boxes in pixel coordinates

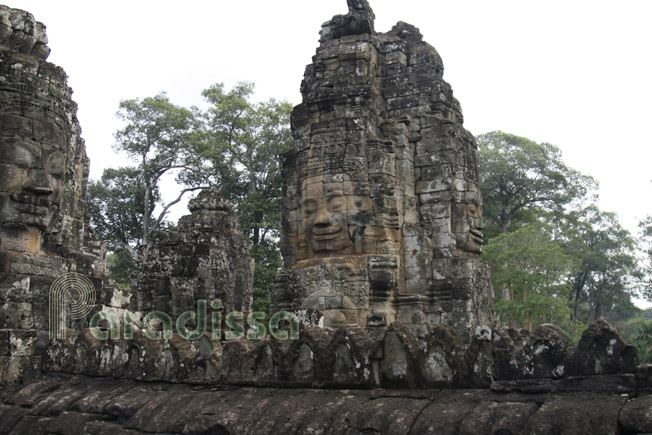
[0,373,639,435]
[26,318,636,391]
[491,374,637,394]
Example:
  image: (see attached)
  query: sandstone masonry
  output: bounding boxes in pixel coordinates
[273,0,495,340]
[2,3,652,434]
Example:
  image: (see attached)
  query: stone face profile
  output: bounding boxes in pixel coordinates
[273,0,495,339]
[0,5,109,333]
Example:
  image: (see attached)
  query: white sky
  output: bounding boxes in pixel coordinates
[9,0,652,305]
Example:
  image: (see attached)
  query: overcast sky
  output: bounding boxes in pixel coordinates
[10,0,652,302]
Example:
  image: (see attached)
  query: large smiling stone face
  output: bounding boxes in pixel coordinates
[0,138,65,233]
[300,173,374,259]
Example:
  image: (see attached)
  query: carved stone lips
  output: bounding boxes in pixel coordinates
[10,193,50,216]
[312,226,341,239]
[469,228,483,243]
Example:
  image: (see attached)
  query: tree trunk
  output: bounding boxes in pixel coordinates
[572,271,588,320]
[501,284,511,301]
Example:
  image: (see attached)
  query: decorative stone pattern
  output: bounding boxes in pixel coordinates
[273,0,495,340]
[37,318,639,392]
[0,5,115,384]
[132,189,253,320]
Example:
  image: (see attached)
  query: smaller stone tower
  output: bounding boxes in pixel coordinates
[133,189,253,320]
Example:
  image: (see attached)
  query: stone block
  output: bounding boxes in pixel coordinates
[568,318,638,376]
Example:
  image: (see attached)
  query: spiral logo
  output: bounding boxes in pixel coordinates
[49,272,96,339]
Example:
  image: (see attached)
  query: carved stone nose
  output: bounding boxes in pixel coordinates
[23,171,54,195]
[314,208,332,225]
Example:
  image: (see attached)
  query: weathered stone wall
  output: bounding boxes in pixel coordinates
[273,0,495,341]
[36,318,640,392]
[1,4,650,434]
[2,372,647,435]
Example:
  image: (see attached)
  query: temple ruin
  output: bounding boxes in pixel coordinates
[1,2,652,434]
[133,189,253,322]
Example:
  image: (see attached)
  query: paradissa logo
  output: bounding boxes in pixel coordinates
[88,299,300,341]
[49,273,97,340]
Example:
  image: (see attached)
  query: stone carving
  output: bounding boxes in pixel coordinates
[273,0,495,339]
[132,189,253,321]
[0,5,110,335]
[1,11,649,435]
[35,317,639,392]
[0,5,122,383]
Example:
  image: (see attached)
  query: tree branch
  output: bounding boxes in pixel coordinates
[149,186,209,235]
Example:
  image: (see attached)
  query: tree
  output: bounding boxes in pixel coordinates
[639,215,652,300]
[477,131,596,236]
[88,84,292,311]
[477,131,642,336]
[185,82,293,243]
[105,249,135,288]
[482,223,576,330]
[183,82,293,311]
[88,93,204,259]
[632,321,652,363]
[562,206,638,322]
[88,167,151,256]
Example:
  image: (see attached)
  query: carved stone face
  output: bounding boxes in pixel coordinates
[452,192,484,254]
[0,138,65,248]
[301,175,355,257]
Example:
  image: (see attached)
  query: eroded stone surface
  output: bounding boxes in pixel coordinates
[272,0,495,341]
[30,317,638,393]
[132,189,253,321]
[0,10,647,433]
[0,373,637,435]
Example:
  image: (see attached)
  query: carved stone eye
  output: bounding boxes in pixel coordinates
[304,200,318,216]
[45,152,65,177]
[327,196,346,211]
[6,144,36,168]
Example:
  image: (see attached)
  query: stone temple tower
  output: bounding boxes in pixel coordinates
[272,0,495,340]
[0,5,110,334]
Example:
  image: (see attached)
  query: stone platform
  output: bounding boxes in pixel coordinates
[1,372,650,434]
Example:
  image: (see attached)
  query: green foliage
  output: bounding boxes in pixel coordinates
[89,93,201,260]
[632,321,652,363]
[88,167,156,255]
[483,223,576,329]
[185,82,293,245]
[477,131,596,236]
[478,131,641,337]
[562,206,638,322]
[88,84,291,308]
[106,249,135,288]
[639,215,652,300]
[251,240,283,313]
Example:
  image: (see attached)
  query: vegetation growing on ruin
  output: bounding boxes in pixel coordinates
[88,83,292,310]
[89,106,651,338]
